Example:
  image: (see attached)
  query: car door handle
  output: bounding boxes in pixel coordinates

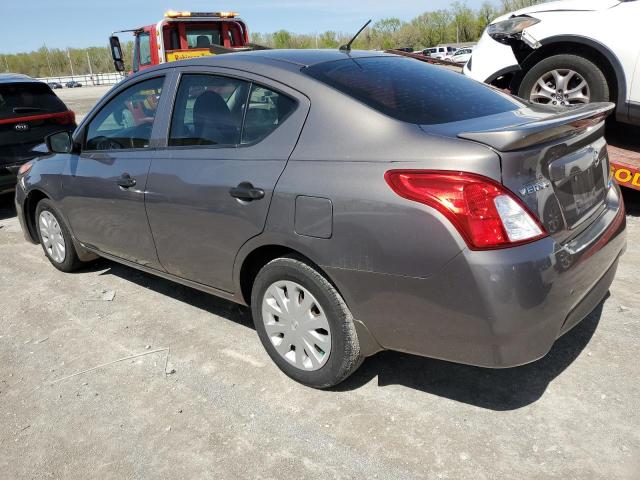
[116,173,137,188]
[229,182,265,201]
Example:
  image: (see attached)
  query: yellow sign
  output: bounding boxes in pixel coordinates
[166,50,214,62]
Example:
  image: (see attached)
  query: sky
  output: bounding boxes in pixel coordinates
[1,0,486,54]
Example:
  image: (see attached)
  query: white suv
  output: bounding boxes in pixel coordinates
[464,0,640,125]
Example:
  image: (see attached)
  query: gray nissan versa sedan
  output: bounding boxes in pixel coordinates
[15,50,626,388]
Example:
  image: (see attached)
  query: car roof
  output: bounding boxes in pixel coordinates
[0,73,43,85]
[241,49,393,66]
[150,48,395,73]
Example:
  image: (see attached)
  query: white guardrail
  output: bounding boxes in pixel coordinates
[36,72,125,86]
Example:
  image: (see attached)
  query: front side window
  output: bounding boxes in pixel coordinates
[85,77,164,151]
[169,74,249,147]
[242,84,296,144]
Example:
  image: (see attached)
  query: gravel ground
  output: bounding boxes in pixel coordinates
[55,86,113,123]
[1,86,639,479]
[1,192,639,480]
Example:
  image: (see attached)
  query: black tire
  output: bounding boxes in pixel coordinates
[251,255,363,389]
[518,54,609,106]
[35,199,83,272]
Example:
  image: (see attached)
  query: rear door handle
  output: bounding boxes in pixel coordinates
[229,182,265,201]
[116,173,137,188]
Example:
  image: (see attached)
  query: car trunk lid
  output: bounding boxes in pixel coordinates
[455,102,615,242]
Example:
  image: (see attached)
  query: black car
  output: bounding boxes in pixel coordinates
[48,82,63,89]
[0,74,76,194]
[65,81,82,88]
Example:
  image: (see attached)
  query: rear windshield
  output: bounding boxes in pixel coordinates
[304,56,519,125]
[0,82,67,120]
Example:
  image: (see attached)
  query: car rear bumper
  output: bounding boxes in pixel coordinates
[0,153,43,194]
[327,185,626,367]
[14,181,35,244]
[0,165,19,195]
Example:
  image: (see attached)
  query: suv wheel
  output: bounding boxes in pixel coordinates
[251,255,363,388]
[35,199,83,272]
[518,54,609,107]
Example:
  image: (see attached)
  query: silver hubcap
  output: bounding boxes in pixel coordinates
[530,69,591,106]
[261,281,331,371]
[39,211,66,263]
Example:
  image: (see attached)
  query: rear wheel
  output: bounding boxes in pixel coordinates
[35,199,83,272]
[251,255,363,388]
[518,54,609,107]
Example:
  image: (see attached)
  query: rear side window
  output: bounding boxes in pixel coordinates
[0,82,67,120]
[242,84,296,144]
[304,57,519,125]
[169,74,249,147]
[169,74,296,147]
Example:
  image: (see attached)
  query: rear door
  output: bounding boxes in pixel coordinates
[0,81,74,167]
[145,68,309,292]
[61,75,167,267]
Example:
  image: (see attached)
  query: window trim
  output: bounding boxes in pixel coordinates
[82,75,166,153]
[165,70,299,151]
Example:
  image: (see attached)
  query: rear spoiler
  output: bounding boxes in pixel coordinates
[458,102,615,151]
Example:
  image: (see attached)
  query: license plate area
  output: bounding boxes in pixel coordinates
[550,145,607,228]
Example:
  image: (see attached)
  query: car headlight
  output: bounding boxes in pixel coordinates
[488,15,540,44]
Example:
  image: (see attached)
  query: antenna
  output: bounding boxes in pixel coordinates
[339,19,372,52]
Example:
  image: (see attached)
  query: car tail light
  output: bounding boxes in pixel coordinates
[384,170,547,249]
[54,110,76,125]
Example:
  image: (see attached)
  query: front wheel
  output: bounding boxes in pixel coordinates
[251,256,363,388]
[518,54,609,107]
[35,199,84,272]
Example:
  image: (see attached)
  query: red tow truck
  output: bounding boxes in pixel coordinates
[109,10,250,74]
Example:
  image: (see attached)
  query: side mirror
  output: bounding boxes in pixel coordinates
[46,131,73,154]
[110,35,125,72]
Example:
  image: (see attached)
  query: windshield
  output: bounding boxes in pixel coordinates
[304,56,520,125]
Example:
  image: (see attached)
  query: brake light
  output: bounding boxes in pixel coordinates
[385,170,547,249]
[0,110,75,126]
[54,110,76,125]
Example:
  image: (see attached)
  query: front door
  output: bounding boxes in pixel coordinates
[61,76,166,268]
[145,70,309,292]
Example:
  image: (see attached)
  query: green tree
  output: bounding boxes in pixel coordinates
[451,2,476,42]
[272,30,294,49]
